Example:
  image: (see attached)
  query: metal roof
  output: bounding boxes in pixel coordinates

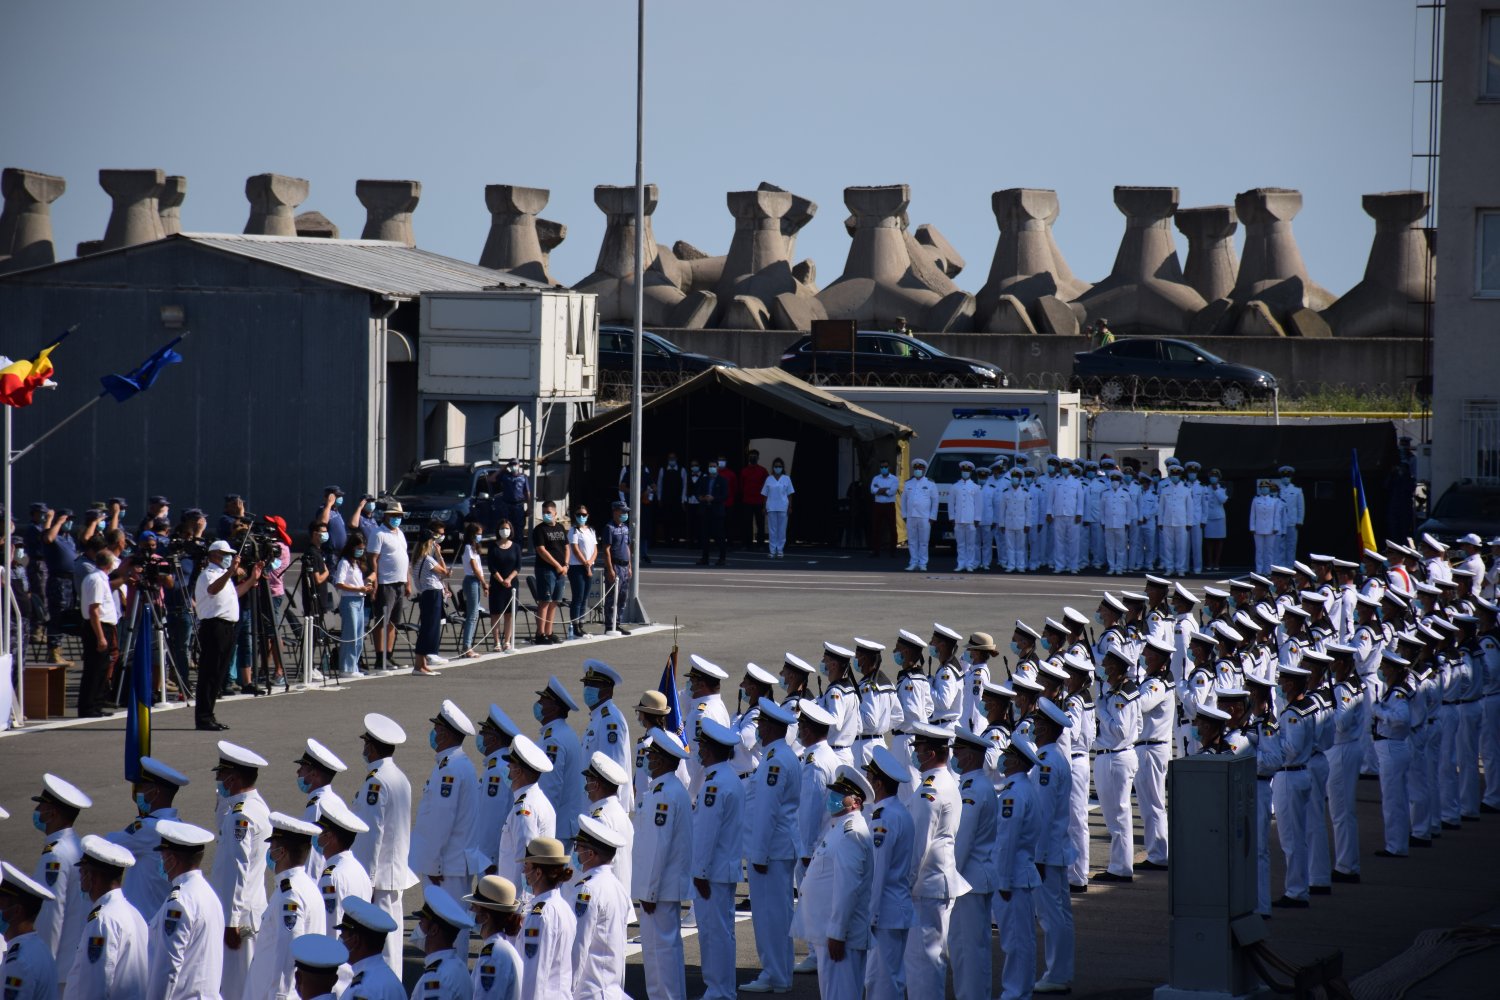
[176,233,548,297]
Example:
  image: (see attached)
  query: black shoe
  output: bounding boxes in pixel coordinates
[641,555,652,564]
[1271,895,1310,908]
[196,721,229,731]
[1069,883,1088,894]
[1358,773,1380,781]
[1374,849,1406,858]
[1138,860,1169,872]
[1442,821,1461,830]
[618,625,633,635]
[695,558,709,566]
[1309,885,1332,895]
[1331,870,1360,883]
[1481,804,1500,814]
[1410,837,1433,848]
[1462,815,1480,822]
[1090,871,1133,883]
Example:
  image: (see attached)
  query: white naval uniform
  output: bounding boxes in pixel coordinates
[408,948,472,1000]
[632,772,692,1000]
[246,866,325,1000]
[471,931,523,1000]
[1279,481,1304,563]
[903,766,971,999]
[1,931,56,1000]
[472,749,514,872]
[519,887,575,1000]
[317,850,372,934]
[1049,475,1085,573]
[583,795,634,910]
[538,716,586,843]
[900,476,938,570]
[745,739,801,991]
[684,694,733,797]
[854,672,899,766]
[409,746,481,954]
[569,864,630,1000]
[819,681,859,764]
[950,477,983,571]
[208,788,270,998]
[999,484,1031,571]
[107,806,179,921]
[1249,717,1284,914]
[301,784,337,880]
[350,755,418,975]
[1272,697,1316,901]
[1372,683,1414,855]
[864,795,914,1000]
[1134,675,1174,865]
[892,670,934,770]
[582,700,634,814]
[950,768,999,1000]
[792,810,873,1000]
[63,887,148,1000]
[691,762,745,1000]
[496,783,556,901]
[147,869,225,1000]
[33,825,84,988]
[1093,680,1143,877]
[344,953,406,1000]
[1157,480,1191,574]
[1248,494,1283,575]
[797,741,842,865]
[960,657,992,736]
[994,772,1044,1000]
[1033,740,1076,987]
[1064,688,1095,888]
[931,658,963,721]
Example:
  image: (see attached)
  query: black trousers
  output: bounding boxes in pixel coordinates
[197,617,235,724]
[79,622,115,717]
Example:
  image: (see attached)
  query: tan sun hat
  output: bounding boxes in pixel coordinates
[633,691,670,717]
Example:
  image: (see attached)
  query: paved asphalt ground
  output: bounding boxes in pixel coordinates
[3,547,1498,997]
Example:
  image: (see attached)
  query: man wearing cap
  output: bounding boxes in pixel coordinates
[193,538,261,730]
[0,862,59,1000]
[978,462,1002,571]
[991,737,1043,1000]
[1030,699,1076,993]
[950,460,982,572]
[473,706,521,874]
[312,794,371,936]
[900,458,937,572]
[691,718,745,1000]
[409,886,474,998]
[580,661,634,814]
[333,897,403,1000]
[148,820,225,998]
[495,734,557,904]
[348,713,416,974]
[633,728,693,1000]
[817,644,859,765]
[294,739,347,881]
[1269,665,1316,907]
[533,677,585,844]
[108,757,188,921]
[366,502,411,673]
[735,663,778,778]
[742,698,801,994]
[853,639,898,767]
[409,700,481,954]
[904,723,969,998]
[950,728,1000,1000]
[289,933,345,999]
[684,656,734,796]
[207,741,272,996]
[246,813,327,998]
[1135,637,1175,871]
[869,458,901,559]
[569,817,631,999]
[1372,653,1416,857]
[1324,645,1366,881]
[997,467,1029,573]
[795,702,843,874]
[1091,652,1142,883]
[890,632,932,768]
[1046,460,1083,575]
[861,747,913,1000]
[28,773,92,973]
[793,765,873,1000]
[63,835,148,999]
[929,623,964,721]
[582,753,634,897]
[1098,469,1134,575]
[461,875,523,1000]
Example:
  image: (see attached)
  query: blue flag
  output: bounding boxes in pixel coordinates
[124,602,154,782]
[657,647,684,742]
[100,337,183,403]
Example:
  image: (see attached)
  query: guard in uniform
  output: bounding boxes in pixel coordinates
[1091,651,1142,883]
[473,705,522,874]
[517,837,577,999]
[929,623,965,720]
[742,699,802,995]
[64,836,148,999]
[1135,636,1175,870]
[994,737,1045,1000]
[313,795,371,935]
[792,765,873,1000]
[684,656,733,796]
[288,934,346,1000]
[294,738,347,880]
[28,772,92,984]
[246,813,326,998]
[861,747,913,1000]
[901,458,938,571]
[632,728,692,1000]
[580,660,634,815]
[582,753,635,901]
[332,897,405,1000]
[535,675,585,844]
[109,756,188,922]
[951,460,982,572]
[147,819,225,999]
[904,723,971,999]
[890,630,933,770]
[690,719,745,1000]
[407,886,474,998]
[853,638,897,765]
[568,818,631,1000]
[461,876,523,1000]
[1270,664,1315,907]
[495,735,558,899]
[1032,698,1076,994]
[1372,652,1415,857]
[409,699,480,955]
[818,643,859,764]
[951,728,1000,1000]
[0,861,58,1000]
[208,741,272,999]
[349,712,417,975]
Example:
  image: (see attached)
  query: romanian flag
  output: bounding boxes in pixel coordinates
[657,646,685,742]
[124,602,154,782]
[0,337,62,407]
[1351,448,1378,554]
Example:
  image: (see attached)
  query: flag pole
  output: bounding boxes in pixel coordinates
[2,402,12,666]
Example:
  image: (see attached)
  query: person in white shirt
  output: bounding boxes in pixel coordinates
[860,747,914,1000]
[411,524,451,675]
[296,738,347,880]
[406,886,474,999]
[761,459,796,558]
[903,723,971,998]
[690,719,746,1000]
[900,459,938,572]
[192,539,261,730]
[332,897,405,1000]
[349,713,418,975]
[868,459,901,559]
[566,507,598,640]
[535,676,586,844]
[568,817,631,1000]
[950,461,983,572]
[1249,481,1285,576]
[245,813,326,1000]
[632,729,693,1000]
[792,764,874,1000]
[146,819,225,1000]
[78,549,118,717]
[331,533,373,676]
[312,795,371,935]
[457,522,489,657]
[208,741,273,999]
[366,504,412,673]
[409,700,481,956]
[517,838,577,1000]
[64,836,148,1000]
[0,861,57,1000]
[462,876,524,1000]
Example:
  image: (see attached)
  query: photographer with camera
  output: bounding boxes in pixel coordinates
[193,539,261,731]
[218,493,247,540]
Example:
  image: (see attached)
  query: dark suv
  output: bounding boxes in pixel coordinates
[386,460,498,549]
[778,330,1007,387]
[1071,337,1277,407]
[1417,483,1500,547]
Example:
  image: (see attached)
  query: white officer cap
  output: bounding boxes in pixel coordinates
[1037,697,1072,729]
[1120,591,1148,605]
[782,652,816,675]
[958,460,975,470]
[896,629,927,647]
[1302,649,1333,665]
[139,757,190,787]
[1012,619,1041,640]
[0,860,55,903]
[1039,660,1069,682]
[581,659,622,686]
[362,712,407,746]
[268,812,322,840]
[1420,532,1447,552]
[1172,582,1198,603]
[1100,593,1127,615]
[35,774,93,811]
[1215,687,1250,701]
[1232,610,1261,632]
[1293,561,1316,578]
[1396,630,1426,648]
[1270,565,1296,578]
[1102,649,1133,671]
[1324,642,1357,656]
[1255,604,1282,625]
[1060,653,1092,675]
[154,819,215,850]
[853,637,886,654]
[1228,578,1255,592]
[1458,532,1484,546]
[1361,548,1387,564]
[688,655,729,681]
[911,458,928,468]
[829,764,874,803]
[932,622,963,643]
[1144,574,1172,587]
[79,833,135,869]
[1299,589,1329,604]
[1332,558,1359,570]
[1383,589,1409,607]
[1042,617,1068,635]
[1196,704,1233,723]
[1202,585,1230,599]
[1279,662,1311,677]
[421,884,474,930]
[316,794,369,835]
[821,642,855,660]
[1186,628,1218,647]
[431,699,476,736]
[297,738,347,774]
[292,933,348,971]
[866,745,911,785]
[463,875,522,913]
[1380,651,1411,669]
[215,740,269,770]
[482,704,521,738]
[1283,605,1311,620]
[1431,617,1459,634]
[908,722,953,744]
[1246,573,1273,588]
[585,752,629,787]
[796,701,835,728]
[340,896,398,934]
[645,727,691,760]
[756,697,797,726]
[1006,735,1043,766]
[536,677,580,713]
[505,734,554,774]
[952,726,989,751]
[744,662,779,687]
[575,814,626,851]
[1144,634,1175,656]
[697,717,739,748]
[1062,607,1090,628]
[1308,552,1336,563]
[1414,581,1442,595]
[1010,674,1045,694]
[1355,593,1381,609]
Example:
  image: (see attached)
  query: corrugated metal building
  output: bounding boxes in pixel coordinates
[0,233,545,522]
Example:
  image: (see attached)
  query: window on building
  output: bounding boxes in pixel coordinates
[1479,211,1500,295]
[1462,399,1500,483]
[1484,12,1500,98]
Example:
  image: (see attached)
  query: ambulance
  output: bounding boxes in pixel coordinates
[929,408,1051,546]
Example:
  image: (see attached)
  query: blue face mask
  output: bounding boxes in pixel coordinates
[318,531,330,543]
[1209,477,1219,485]
[910,750,922,771]
[1095,664,1108,681]
[32,810,45,832]
[1040,637,1053,652]
[429,731,440,752]
[266,848,278,870]
[156,856,168,880]
[1010,641,1022,656]
[926,644,939,659]
[1257,487,1269,496]
[1094,612,1105,625]
[1187,472,1198,482]
[582,687,601,709]
[543,512,555,524]
[576,514,588,526]
[825,791,846,816]
[135,792,151,815]
[335,496,344,507]
[1191,725,1202,744]
[354,548,365,558]
[216,781,230,798]
[271,558,283,571]
[297,777,312,794]
[620,514,629,524]
[960,471,971,480]
[892,650,906,669]
[533,703,545,723]
[389,517,402,528]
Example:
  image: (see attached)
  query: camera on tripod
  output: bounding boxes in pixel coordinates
[232,515,282,565]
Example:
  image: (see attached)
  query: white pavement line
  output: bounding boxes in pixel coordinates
[662,582,1101,599]
[622,911,752,958]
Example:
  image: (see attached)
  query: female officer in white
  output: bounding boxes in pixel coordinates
[65,836,148,1000]
[760,459,795,557]
[461,876,524,1000]
[0,862,58,1000]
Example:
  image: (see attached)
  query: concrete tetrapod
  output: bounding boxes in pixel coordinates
[1073,186,1206,335]
[480,184,556,285]
[244,174,308,237]
[573,184,714,328]
[0,168,65,274]
[356,179,420,246]
[158,176,188,237]
[99,168,167,251]
[1228,187,1337,335]
[1321,191,1434,337]
[976,188,1089,334]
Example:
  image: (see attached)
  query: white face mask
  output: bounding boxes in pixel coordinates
[500,528,512,539]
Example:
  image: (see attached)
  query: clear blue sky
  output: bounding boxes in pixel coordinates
[4,0,1427,298]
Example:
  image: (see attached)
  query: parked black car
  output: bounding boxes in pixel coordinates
[386,459,498,552]
[598,325,735,375]
[778,330,1008,388]
[1071,337,1277,407]
[1417,483,1500,547]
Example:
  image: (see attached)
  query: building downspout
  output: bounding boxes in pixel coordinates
[373,297,400,494]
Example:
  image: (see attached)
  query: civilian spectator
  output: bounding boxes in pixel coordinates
[684,461,708,554]
[761,458,795,559]
[302,518,332,597]
[869,459,900,558]
[79,548,119,717]
[739,449,769,548]
[716,453,738,542]
[411,522,450,676]
[23,502,49,644]
[42,506,78,663]
[367,503,411,672]
[532,501,568,644]
[457,523,487,658]
[657,452,685,546]
[266,533,292,622]
[318,486,348,556]
[567,505,598,640]
[223,520,262,696]
[487,519,522,652]
[332,531,371,677]
[603,502,633,636]
[137,495,169,535]
[193,539,259,731]
[496,460,532,552]
[695,460,730,567]
[217,494,246,539]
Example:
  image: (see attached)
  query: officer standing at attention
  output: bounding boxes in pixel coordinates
[891,630,933,769]
[999,469,1031,573]
[951,728,1001,1000]
[632,729,693,1000]
[147,820,224,999]
[208,741,272,999]
[1278,466,1305,564]
[518,837,578,1000]
[581,753,635,900]
[792,765,874,1000]
[1092,651,1142,883]
[312,795,371,933]
[334,897,405,1000]
[567,817,631,1000]
[683,657,733,796]
[1156,466,1190,576]
[1135,636,1176,871]
[929,623,965,720]
[473,705,522,874]
[869,458,901,558]
[742,698,802,995]
[904,723,971,999]
[294,738,347,880]
[409,700,480,955]
[994,737,1045,1000]
[109,756,188,922]
[534,676,585,845]
[1031,699,1076,995]
[900,458,938,572]
[1270,663,1316,908]
[1249,480,1284,576]
[819,642,860,765]
[28,772,91,981]
[246,813,326,999]
[1047,461,1085,575]
[691,718,746,1000]
[853,638,898,767]
[861,747,914,1000]
[495,734,558,901]
[288,934,346,1000]
[1371,652,1415,858]
[462,875,524,1000]
[408,886,474,998]
[349,713,417,975]
[63,835,148,998]
[951,460,982,572]
[580,660,633,814]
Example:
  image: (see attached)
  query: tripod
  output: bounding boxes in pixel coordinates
[113,581,193,709]
[246,571,289,692]
[294,553,339,686]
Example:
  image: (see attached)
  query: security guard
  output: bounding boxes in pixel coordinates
[407,886,474,998]
[743,698,802,995]
[861,746,914,1000]
[313,795,371,935]
[818,643,860,764]
[691,718,746,1000]
[349,712,416,975]
[518,837,577,999]
[108,756,187,922]
[792,765,873,1000]
[473,704,522,874]
[1031,698,1076,995]
[288,933,345,1000]
[294,738,347,880]
[535,675,585,845]
[632,728,692,1000]
[580,659,634,815]
[333,897,404,1000]
[496,734,558,901]
[684,656,733,797]
[1372,652,1415,858]
[246,813,326,998]
[904,722,971,999]
[462,875,523,1000]
[853,638,897,766]
[28,772,92,980]
[208,741,271,998]
[1092,650,1142,883]
[63,835,148,999]
[994,737,1045,1000]
[0,861,58,1000]
[901,458,938,572]
[951,728,1000,1000]
[409,699,480,955]
[568,817,632,1000]
[147,819,225,998]
[582,752,635,901]
[929,623,965,720]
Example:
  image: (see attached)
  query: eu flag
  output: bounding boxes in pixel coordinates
[657,647,684,742]
[124,603,154,782]
[100,337,183,403]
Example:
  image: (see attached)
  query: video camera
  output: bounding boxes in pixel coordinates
[231,513,290,565]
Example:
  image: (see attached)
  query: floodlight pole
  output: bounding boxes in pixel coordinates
[625,0,650,625]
